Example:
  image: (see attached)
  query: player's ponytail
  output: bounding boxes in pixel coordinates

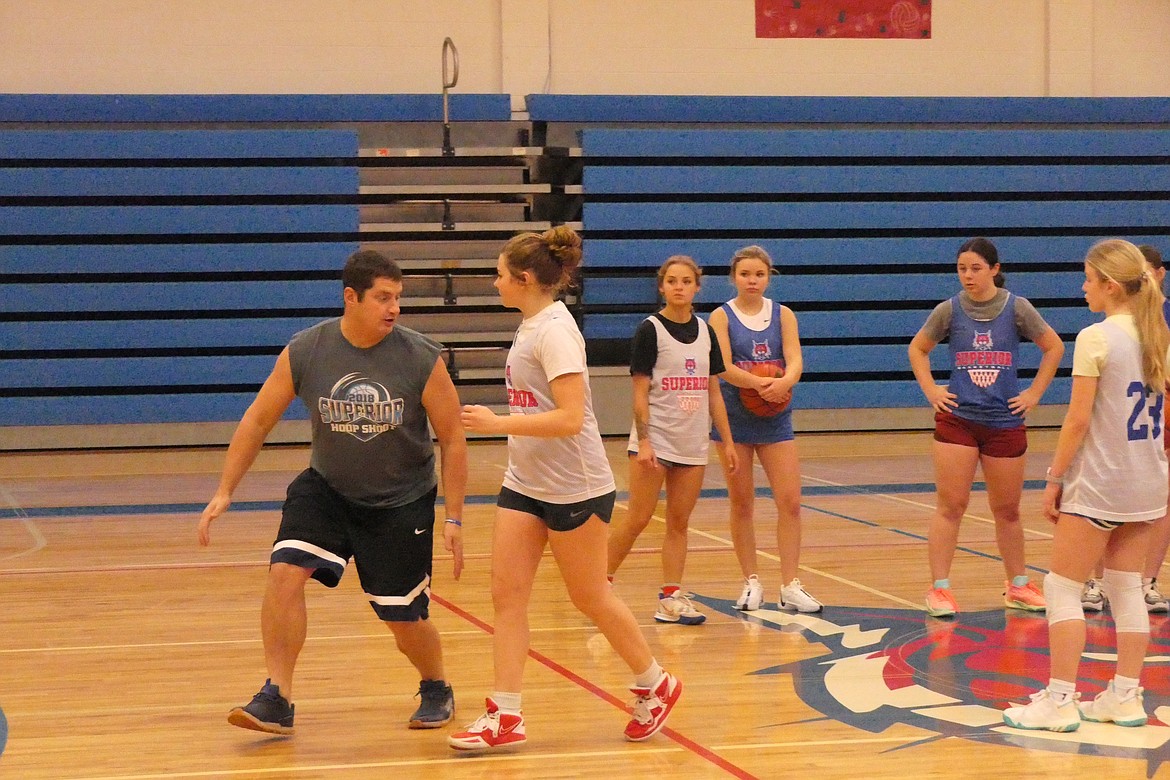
[1086,239,1170,392]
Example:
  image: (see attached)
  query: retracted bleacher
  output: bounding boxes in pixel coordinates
[562,115,1170,426]
[0,93,528,449]
[0,128,360,432]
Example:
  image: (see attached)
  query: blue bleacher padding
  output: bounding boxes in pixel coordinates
[0,376,1074,425]
[800,343,1069,374]
[0,95,511,124]
[0,318,324,351]
[529,95,1170,125]
[0,204,358,235]
[798,307,1097,340]
[583,307,1096,342]
[582,236,1169,269]
[0,280,339,312]
[0,242,359,274]
[583,164,1170,195]
[0,343,1076,391]
[580,128,1170,158]
[0,393,308,425]
[790,376,1072,409]
[584,200,1170,232]
[0,356,280,389]
[0,167,359,197]
[585,271,1085,306]
[0,130,358,159]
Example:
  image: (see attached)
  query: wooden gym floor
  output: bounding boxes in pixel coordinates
[4,430,1170,779]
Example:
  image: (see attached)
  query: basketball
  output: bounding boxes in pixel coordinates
[738,363,791,417]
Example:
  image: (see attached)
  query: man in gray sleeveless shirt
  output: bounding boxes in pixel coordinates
[198,250,468,736]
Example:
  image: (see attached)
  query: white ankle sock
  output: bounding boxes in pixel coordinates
[491,691,522,713]
[1047,678,1076,704]
[1113,675,1141,697]
[635,661,663,688]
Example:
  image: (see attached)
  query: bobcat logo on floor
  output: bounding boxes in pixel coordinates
[693,598,1170,775]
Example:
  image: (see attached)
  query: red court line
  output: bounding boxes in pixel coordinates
[431,592,759,780]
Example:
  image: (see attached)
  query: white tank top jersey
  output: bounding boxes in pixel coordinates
[1062,315,1169,523]
[501,300,615,503]
[627,316,713,465]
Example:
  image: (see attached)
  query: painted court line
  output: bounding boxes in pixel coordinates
[432,592,759,780]
[0,624,606,656]
[801,472,1055,541]
[69,736,923,780]
[71,748,685,780]
[0,484,46,562]
[617,499,920,610]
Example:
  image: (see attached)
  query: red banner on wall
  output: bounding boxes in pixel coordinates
[756,0,931,39]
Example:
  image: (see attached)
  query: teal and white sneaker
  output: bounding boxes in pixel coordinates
[1079,682,1148,727]
[1003,689,1080,732]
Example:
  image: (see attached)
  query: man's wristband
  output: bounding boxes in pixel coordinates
[444,518,462,527]
[1045,468,1065,486]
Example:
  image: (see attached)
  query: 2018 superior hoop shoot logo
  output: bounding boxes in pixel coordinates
[692,597,1170,777]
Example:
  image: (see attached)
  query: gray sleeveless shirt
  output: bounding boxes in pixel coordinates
[288,318,442,507]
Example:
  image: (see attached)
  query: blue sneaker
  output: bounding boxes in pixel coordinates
[228,679,295,735]
[409,679,455,728]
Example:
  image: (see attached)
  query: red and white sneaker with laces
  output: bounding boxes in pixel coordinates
[447,697,526,750]
[624,672,682,742]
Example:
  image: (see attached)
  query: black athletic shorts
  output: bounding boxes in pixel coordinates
[273,468,438,622]
[497,485,615,532]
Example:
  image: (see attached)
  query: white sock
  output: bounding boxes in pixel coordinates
[1113,675,1141,697]
[491,691,522,714]
[635,660,664,689]
[1047,678,1076,704]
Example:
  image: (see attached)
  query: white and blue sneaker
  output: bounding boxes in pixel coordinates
[655,592,706,625]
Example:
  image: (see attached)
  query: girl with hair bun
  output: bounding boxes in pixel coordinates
[1004,239,1170,732]
[451,227,682,751]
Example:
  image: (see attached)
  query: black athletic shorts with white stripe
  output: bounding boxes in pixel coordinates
[272,468,438,622]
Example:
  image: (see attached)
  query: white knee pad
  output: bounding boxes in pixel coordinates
[1102,568,1149,634]
[1044,572,1085,626]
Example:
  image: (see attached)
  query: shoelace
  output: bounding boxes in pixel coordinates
[672,593,699,613]
[463,709,500,733]
[1029,689,1078,705]
[630,690,659,725]
[255,688,286,705]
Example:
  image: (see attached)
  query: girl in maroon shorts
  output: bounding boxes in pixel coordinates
[908,237,1065,617]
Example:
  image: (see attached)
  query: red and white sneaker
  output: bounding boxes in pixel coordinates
[624,672,682,742]
[447,698,526,750]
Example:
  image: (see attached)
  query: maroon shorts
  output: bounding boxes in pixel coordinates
[933,412,1027,458]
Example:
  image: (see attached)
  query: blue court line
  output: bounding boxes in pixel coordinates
[786,476,1051,574]
[0,480,1048,520]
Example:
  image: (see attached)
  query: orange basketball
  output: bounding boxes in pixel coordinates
[738,363,791,417]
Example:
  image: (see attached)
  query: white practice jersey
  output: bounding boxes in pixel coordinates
[1063,316,1168,523]
[628,316,712,465]
[502,301,615,503]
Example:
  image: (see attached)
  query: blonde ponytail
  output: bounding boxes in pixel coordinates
[1086,239,1170,391]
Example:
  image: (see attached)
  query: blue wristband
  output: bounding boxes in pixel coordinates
[445,518,462,527]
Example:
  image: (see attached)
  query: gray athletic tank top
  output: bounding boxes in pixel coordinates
[288,318,441,507]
